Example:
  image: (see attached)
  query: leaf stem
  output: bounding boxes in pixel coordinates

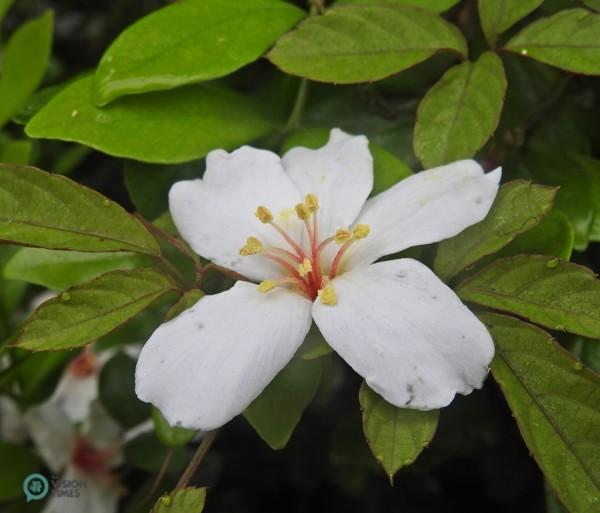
[284,78,309,133]
[145,449,173,503]
[175,430,219,490]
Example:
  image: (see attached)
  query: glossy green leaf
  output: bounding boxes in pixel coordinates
[336,0,461,13]
[458,255,600,338]
[268,4,467,83]
[0,11,53,127]
[434,181,557,281]
[0,139,31,165]
[94,0,305,105]
[281,127,412,196]
[414,52,506,168]
[124,160,201,220]
[485,313,600,513]
[26,75,272,163]
[359,383,438,482]
[505,9,600,75]
[478,0,543,46]
[152,408,196,448]
[3,248,146,290]
[579,157,600,243]
[496,210,574,260]
[153,487,206,513]
[99,352,151,428]
[244,357,324,449]
[0,164,160,255]
[0,443,42,500]
[16,268,174,351]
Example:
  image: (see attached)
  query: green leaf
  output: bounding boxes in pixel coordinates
[0,0,15,28]
[359,383,438,482]
[414,52,507,168]
[99,352,151,428]
[94,0,305,105]
[434,181,557,281]
[281,127,412,196]
[13,350,72,404]
[3,248,146,290]
[0,11,53,127]
[16,268,174,351]
[124,160,201,220]
[268,4,467,83]
[164,289,204,322]
[125,431,187,474]
[583,0,600,11]
[0,164,160,255]
[496,209,574,260]
[504,9,600,75]
[152,408,196,448]
[335,0,461,13]
[297,323,333,360]
[0,139,32,165]
[484,313,600,513]
[457,255,600,338]
[478,0,543,47]
[0,443,42,500]
[25,75,272,164]
[153,487,206,513]
[244,357,324,449]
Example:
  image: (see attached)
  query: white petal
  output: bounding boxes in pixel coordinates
[312,259,494,409]
[135,282,312,430]
[169,146,303,282]
[23,403,74,473]
[52,372,98,423]
[282,128,373,238]
[346,161,501,268]
[42,466,119,513]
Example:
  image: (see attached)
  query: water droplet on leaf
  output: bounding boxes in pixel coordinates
[546,258,559,269]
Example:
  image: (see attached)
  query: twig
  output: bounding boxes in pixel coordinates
[175,430,219,490]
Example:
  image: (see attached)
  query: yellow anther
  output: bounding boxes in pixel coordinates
[297,258,313,277]
[239,236,263,256]
[305,194,319,212]
[318,285,337,306]
[255,206,273,224]
[334,228,352,244]
[353,224,370,239]
[295,203,310,221]
[257,280,278,293]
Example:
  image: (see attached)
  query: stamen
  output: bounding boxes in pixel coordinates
[305,194,319,213]
[297,258,313,277]
[239,236,263,256]
[258,280,277,293]
[318,284,337,305]
[334,229,352,244]
[256,206,273,224]
[295,203,310,221]
[353,224,370,239]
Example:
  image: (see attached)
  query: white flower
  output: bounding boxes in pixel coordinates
[24,401,124,513]
[135,129,501,431]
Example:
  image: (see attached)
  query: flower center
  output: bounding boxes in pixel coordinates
[68,347,98,378]
[239,193,370,304]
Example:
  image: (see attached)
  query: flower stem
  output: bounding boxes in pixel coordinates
[175,430,219,490]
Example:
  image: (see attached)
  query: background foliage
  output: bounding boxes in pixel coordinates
[0,0,599,512]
